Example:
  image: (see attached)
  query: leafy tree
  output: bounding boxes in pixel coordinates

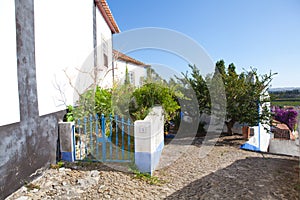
[145,67,165,83]
[211,61,276,134]
[179,64,210,114]
[112,82,135,117]
[67,86,112,121]
[94,86,112,116]
[124,65,130,85]
[181,60,276,135]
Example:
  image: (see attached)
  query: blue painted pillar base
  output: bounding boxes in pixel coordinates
[135,141,164,175]
[59,122,75,162]
[61,151,75,162]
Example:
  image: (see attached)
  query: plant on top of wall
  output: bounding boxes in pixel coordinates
[273,107,298,131]
[130,82,180,121]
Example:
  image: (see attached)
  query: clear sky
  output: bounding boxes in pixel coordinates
[107,0,300,88]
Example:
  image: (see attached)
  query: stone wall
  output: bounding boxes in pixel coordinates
[269,135,300,157]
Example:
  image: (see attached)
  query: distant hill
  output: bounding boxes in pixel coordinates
[269,87,300,92]
[269,87,300,107]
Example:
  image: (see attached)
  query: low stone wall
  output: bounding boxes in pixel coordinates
[134,106,164,175]
[0,111,65,199]
[269,137,300,157]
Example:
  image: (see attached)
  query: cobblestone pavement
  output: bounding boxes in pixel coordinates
[7,135,300,200]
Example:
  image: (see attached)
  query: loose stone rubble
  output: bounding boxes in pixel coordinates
[7,135,300,199]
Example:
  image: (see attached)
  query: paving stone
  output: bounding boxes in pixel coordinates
[6,135,299,200]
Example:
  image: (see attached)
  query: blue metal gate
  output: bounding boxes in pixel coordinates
[73,114,134,162]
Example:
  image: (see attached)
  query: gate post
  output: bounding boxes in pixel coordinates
[134,106,164,175]
[59,122,75,162]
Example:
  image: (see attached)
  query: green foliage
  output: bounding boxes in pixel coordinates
[50,161,64,169]
[66,86,113,121]
[181,60,276,134]
[270,89,300,107]
[25,182,40,191]
[65,105,74,122]
[130,82,180,120]
[294,182,300,192]
[112,83,135,117]
[66,79,180,123]
[129,164,165,185]
[270,88,300,99]
[271,100,300,107]
[146,67,164,82]
[124,65,130,85]
[57,161,65,168]
[179,64,210,114]
[94,86,112,116]
[209,61,276,134]
[132,170,165,185]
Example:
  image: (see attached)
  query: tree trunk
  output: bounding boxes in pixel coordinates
[225,120,235,135]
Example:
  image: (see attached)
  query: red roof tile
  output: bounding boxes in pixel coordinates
[113,50,150,67]
[95,0,120,34]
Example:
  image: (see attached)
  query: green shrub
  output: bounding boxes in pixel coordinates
[130,82,180,120]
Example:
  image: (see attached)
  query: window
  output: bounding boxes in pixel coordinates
[139,77,145,86]
[129,71,135,85]
[102,36,108,67]
[103,53,108,68]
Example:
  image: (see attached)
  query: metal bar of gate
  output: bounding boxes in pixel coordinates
[84,117,87,157]
[115,115,118,159]
[74,114,134,162]
[121,117,125,160]
[127,118,131,159]
[109,114,113,160]
[78,119,82,160]
[89,115,93,156]
[95,114,99,159]
[101,114,106,161]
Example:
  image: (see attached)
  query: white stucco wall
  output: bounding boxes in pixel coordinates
[34,0,112,115]
[103,60,147,88]
[269,137,300,157]
[134,106,164,174]
[0,0,20,126]
[95,8,113,88]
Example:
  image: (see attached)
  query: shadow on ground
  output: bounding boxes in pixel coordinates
[165,156,299,199]
[63,161,134,174]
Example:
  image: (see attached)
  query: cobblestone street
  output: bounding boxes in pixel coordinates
[7,135,299,199]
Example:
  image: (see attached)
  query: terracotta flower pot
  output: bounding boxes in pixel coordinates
[242,126,250,139]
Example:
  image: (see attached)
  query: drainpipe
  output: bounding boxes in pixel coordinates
[258,101,260,151]
[112,38,115,85]
[93,0,97,70]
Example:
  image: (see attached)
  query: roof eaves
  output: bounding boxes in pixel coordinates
[95,0,120,34]
[113,50,151,67]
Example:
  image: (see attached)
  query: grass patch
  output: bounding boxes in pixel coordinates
[294,182,300,192]
[129,164,166,185]
[271,101,300,107]
[50,161,64,169]
[25,182,40,191]
[131,169,165,185]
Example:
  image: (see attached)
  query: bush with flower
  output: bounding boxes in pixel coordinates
[273,107,298,131]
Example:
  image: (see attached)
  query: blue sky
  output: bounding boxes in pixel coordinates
[107,0,300,88]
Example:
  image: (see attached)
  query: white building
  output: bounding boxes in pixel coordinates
[34,0,120,115]
[101,50,150,88]
[0,0,120,198]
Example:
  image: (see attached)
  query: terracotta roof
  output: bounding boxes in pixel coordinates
[95,0,120,34]
[113,50,150,67]
[272,120,290,130]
